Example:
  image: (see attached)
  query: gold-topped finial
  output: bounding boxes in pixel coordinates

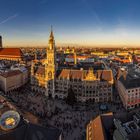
[85,67,96,81]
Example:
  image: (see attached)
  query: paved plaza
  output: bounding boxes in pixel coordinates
[0,85,134,140]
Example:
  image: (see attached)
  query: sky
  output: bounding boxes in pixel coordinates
[0,0,140,47]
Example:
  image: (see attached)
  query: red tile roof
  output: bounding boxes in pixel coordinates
[96,70,113,82]
[58,69,70,79]
[87,112,113,140]
[87,116,105,140]
[59,69,113,82]
[0,70,22,78]
[0,48,22,58]
[59,69,87,80]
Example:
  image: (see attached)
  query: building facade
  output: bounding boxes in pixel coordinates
[117,71,140,110]
[31,30,114,102]
[113,113,140,140]
[31,29,56,97]
[55,69,113,102]
[0,69,28,93]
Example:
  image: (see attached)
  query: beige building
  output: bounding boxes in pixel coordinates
[55,68,113,102]
[117,70,140,110]
[91,52,108,58]
[0,69,28,93]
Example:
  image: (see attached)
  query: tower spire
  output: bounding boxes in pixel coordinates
[48,26,55,50]
[51,25,53,32]
[50,25,54,38]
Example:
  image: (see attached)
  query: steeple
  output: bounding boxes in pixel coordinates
[49,26,54,41]
[50,26,54,39]
[45,26,56,97]
[48,26,55,50]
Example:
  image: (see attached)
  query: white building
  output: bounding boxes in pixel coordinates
[0,68,28,93]
[117,71,140,109]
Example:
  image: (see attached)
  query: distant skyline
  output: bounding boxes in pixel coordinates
[1,0,140,47]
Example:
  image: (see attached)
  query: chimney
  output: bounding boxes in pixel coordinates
[0,36,2,48]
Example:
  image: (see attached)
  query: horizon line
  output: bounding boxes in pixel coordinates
[3,44,140,48]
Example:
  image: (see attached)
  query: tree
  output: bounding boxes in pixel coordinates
[66,86,76,106]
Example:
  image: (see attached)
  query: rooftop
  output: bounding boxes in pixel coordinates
[0,70,22,78]
[0,48,23,58]
[58,69,113,83]
[119,71,140,89]
[87,112,113,140]
[114,112,140,140]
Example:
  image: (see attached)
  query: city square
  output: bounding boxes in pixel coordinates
[1,0,140,139]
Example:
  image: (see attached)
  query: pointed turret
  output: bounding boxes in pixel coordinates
[50,26,54,39]
[48,26,55,50]
[85,68,96,81]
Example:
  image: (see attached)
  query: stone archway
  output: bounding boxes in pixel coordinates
[49,93,52,98]
[55,95,58,99]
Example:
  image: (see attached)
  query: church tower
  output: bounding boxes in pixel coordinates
[45,27,56,97]
[0,36,2,48]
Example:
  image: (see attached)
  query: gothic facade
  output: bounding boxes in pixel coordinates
[55,68,113,102]
[31,30,114,102]
[31,29,56,97]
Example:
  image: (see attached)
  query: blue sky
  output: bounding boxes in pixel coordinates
[0,0,140,46]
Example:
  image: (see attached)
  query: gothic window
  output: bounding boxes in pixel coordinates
[48,71,52,79]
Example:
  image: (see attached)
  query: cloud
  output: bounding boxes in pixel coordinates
[0,14,18,25]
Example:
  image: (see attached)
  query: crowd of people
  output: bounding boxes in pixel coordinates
[1,87,89,139]
[0,84,127,140]
[3,85,48,118]
[50,109,87,140]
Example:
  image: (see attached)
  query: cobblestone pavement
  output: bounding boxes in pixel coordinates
[0,87,134,140]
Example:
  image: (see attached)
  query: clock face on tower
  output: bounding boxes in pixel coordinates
[48,71,52,79]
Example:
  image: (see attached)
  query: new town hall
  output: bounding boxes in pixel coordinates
[31,30,114,102]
